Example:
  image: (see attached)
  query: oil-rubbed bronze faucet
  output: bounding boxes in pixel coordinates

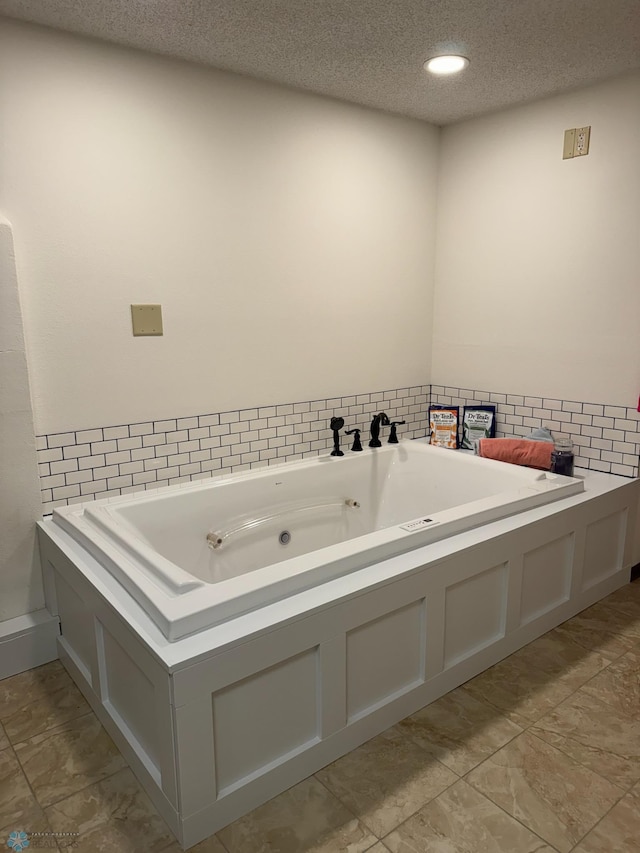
[368,412,390,448]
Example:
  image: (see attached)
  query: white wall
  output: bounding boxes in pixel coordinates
[0,218,44,621]
[0,19,440,436]
[433,72,640,406]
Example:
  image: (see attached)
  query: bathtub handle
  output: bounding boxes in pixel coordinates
[207,497,361,550]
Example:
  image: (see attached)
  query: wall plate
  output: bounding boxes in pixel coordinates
[131,304,163,336]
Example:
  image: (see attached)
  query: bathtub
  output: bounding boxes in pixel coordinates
[52,440,583,641]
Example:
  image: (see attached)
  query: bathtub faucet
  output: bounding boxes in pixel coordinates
[368,412,390,448]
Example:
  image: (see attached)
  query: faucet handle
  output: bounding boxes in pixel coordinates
[388,421,406,444]
[345,428,363,452]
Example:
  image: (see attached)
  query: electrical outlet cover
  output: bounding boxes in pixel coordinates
[573,126,591,157]
[131,304,163,336]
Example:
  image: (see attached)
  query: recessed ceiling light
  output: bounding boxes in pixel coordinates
[424,55,469,75]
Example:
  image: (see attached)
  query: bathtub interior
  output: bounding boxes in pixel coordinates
[54,443,584,588]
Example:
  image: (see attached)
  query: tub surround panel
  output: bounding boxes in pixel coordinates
[38,468,638,848]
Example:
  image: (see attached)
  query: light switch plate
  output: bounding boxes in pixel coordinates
[563,128,576,160]
[131,304,163,336]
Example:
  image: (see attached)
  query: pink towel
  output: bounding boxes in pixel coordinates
[478,438,553,470]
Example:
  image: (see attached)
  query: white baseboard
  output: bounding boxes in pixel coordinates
[0,609,60,680]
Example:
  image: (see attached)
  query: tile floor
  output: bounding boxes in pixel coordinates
[1,579,639,853]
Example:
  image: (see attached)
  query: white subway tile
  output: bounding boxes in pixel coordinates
[129,422,153,436]
[105,450,131,466]
[78,454,105,470]
[615,418,637,431]
[156,443,179,457]
[133,471,157,485]
[209,424,230,437]
[76,429,103,444]
[63,443,91,459]
[177,417,198,429]
[154,419,176,432]
[104,426,129,440]
[199,414,220,427]
[117,436,143,451]
[166,430,188,444]
[144,457,168,471]
[131,447,155,461]
[119,460,144,475]
[50,458,79,475]
[48,432,76,448]
[581,426,602,438]
[107,475,133,489]
[80,480,108,495]
[37,448,63,463]
[91,465,120,481]
[583,403,604,416]
[65,469,94,485]
[91,440,118,455]
[188,427,209,440]
[611,464,635,477]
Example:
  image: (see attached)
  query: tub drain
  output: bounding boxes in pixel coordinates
[279,530,291,546]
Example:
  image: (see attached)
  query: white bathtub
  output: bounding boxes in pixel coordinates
[52,441,583,641]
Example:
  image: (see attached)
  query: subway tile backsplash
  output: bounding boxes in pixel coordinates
[37,385,430,515]
[36,383,640,515]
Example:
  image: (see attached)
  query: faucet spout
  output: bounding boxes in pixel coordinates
[368,412,390,448]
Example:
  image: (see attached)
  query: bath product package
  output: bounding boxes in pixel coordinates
[461,405,496,450]
[428,406,459,449]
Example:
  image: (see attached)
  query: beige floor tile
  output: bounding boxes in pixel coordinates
[384,779,555,853]
[459,638,607,727]
[397,686,522,775]
[217,775,378,853]
[515,628,611,676]
[14,711,127,808]
[315,726,458,838]
[552,599,640,661]
[582,648,640,719]
[466,730,624,853]
[161,834,227,852]
[603,581,640,608]
[573,782,640,853]
[0,748,50,841]
[0,661,89,744]
[45,767,175,852]
[530,688,640,788]
[0,722,8,751]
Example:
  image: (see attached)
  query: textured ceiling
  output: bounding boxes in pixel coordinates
[2,0,639,124]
